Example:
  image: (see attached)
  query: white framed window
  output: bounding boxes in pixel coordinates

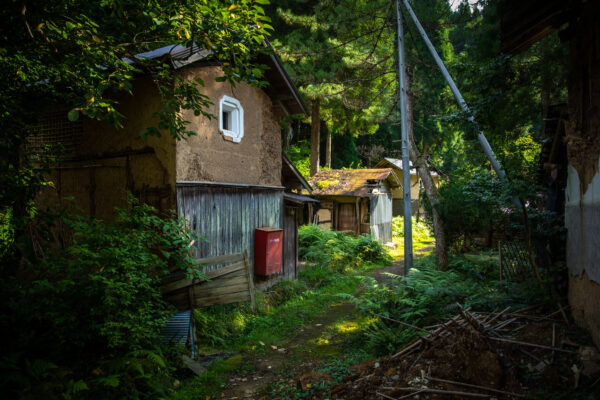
[219,95,244,143]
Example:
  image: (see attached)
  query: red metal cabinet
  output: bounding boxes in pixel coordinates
[254,227,283,276]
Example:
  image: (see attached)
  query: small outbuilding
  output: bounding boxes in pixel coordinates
[309,169,400,242]
[374,158,439,216]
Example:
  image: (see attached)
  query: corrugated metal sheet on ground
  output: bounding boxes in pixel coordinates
[177,183,283,274]
[159,310,191,345]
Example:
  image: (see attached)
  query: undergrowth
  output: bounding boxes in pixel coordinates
[193,225,391,350]
[298,224,391,271]
[388,216,435,258]
[349,251,545,355]
[175,226,391,398]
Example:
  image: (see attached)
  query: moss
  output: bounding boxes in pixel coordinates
[170,354,246,399]
[317,179,340,189]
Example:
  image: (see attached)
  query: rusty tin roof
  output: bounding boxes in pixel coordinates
[309,168,399,197]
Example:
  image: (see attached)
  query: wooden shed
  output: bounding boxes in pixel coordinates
[309,169,400,243]
[374,158,439,216]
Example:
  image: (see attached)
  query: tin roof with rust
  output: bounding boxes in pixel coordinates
[309,168,399,197]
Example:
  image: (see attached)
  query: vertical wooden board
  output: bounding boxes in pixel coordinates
[338,203,357,232]
[176,184,284,280]
[244,250,256,312]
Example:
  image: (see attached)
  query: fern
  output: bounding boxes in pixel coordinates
[355,252,544,355]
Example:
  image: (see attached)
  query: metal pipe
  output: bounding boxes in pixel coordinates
[396,0,413,273]
[400,0,507,182]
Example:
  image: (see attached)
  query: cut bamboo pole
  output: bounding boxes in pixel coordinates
[428,377,526,398]
[380,386,490,398]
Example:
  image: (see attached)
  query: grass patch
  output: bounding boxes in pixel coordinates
[171,226,391,399]
[350,252,545,355]
[170,354,245,399]
[387,216,435,259]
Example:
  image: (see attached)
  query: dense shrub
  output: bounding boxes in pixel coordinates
[353,253,543,354]
[0,199,199,399]
[392,216,432,240]
[433,169,508,251]
[298,224,391,271]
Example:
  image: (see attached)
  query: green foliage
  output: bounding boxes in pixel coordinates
[190,225,389,359]
[298,224,391,272]
[353,252,543,354]
[287,140,312,179]
[0,208,13,259]
[179,225,392,398]
[0,0,272,272]
[1,199,199,398]
[170,354,245,399]
[392,216,432,242]
[434,168,507,250]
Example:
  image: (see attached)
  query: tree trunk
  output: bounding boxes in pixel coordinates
[310,99,320,176]
[405,69,448,270]
[325,131,332,169]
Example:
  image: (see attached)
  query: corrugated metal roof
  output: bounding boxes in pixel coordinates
[125,43,211,69]
[375,158,438,177]
[159,310,192,345]
[284,192,319,205]
[309,169,400,197]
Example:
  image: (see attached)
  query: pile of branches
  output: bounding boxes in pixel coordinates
[319,304,599,399]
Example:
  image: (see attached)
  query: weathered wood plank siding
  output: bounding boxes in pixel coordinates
[177,182,283,274]
[370,193,392,242]
[283,206,298,281]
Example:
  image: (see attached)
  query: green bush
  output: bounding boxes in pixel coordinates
[298,224,390,271]
[392,216,432,241]
[1,199,198,399]
[353,253,542,354]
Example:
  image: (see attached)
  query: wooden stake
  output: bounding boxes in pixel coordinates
[489,337,576,353]
[380,386,490,398]
[428,376,526,398]
[371,312,431,334]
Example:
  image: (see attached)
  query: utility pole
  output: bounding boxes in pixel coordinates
[400,0,510,186]
[396,0,413,274]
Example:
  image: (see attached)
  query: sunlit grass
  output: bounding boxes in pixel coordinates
[387,216,435,259]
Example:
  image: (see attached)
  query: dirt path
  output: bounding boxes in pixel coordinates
[219,301,359,399]
[217,248,433,399]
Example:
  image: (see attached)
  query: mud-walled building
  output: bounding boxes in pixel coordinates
[32,44,311,288]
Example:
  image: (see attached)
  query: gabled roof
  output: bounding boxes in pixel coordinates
[309,169,400,197]
[130,43,309,116]
[375,158,438,177]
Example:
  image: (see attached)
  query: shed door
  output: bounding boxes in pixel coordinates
[283,206,297,280]
[338,203,357,233]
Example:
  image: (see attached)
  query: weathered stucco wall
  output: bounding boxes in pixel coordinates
[390,173,420,200]
[37,76,177,221]
[175,66,282,186]
[565,2,600,348]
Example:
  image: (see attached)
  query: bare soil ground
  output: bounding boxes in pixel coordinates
[212,245,599,399]
[217,248,435,399]
[218,301,359,399]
